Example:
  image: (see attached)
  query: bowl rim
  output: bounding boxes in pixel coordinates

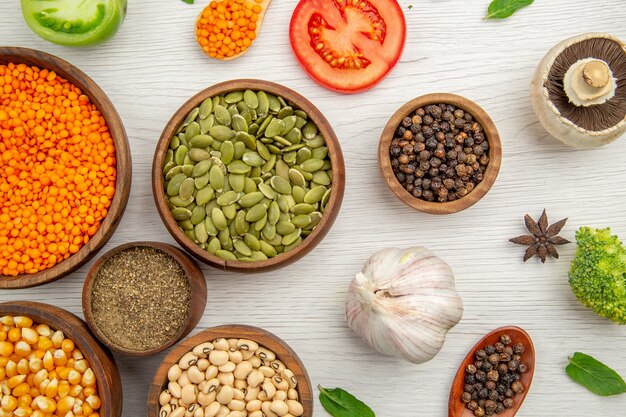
[152,79,345,271]
[147,324,313,417]
[82,241,207,356]
[378,93,502,214]
[0,46,132,288]
[0,301,122,417]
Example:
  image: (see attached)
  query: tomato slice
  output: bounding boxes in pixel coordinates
[289,0,406,93]
[20,0,127,46]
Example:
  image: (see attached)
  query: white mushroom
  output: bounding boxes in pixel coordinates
[563,58,616,106]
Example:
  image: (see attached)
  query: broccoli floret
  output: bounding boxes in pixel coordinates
[569,227,626,324]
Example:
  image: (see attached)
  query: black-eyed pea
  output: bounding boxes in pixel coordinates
[216,385,234,405]
[178,371,191,387]
[274,391,287,401]
[193,343,214,359]
[216,405,230,417]
[259,366,275,378]
[270,360,285,374]
[179,352,199,370]
[249,356,262,368]
[170,407,186,417]
[262,379,276,399]
[218,361,236,373]
[205,365,219,380]
[281,370,297,389]
[204,402,221,417]
[212,339,230,351]
[245,387,260,402]
[168,381,182,399]
[234,379,247,391]
[246,399,262,412]
[261,401,279,417]
[258,390,269,402]
[209,350,229,367]
[188,366,205,384]
[228,350,243,364]
[247,370,263,388]
[255,347,276,362]
[237,339,259,352]
[233,388,245,401]
[270,400,289,417]
[204,378,220,394]
[168,366,183,383]
[286,400,303,416]
[241,349,255,360]
[197,359,210,372]
[198,391,215,407]
[249,411,263,417]
[287,388,298,401]
[228,399,245,411]
[193,405,205,417]
[181,384,198,406]
[160,390,173,406]
[271,376,289,391]
[227,339,239,350]
[186,404,199,417]
[227,412,243,417]
[217,372,234,386]
[160,404,173,417]
[234,361,252,380]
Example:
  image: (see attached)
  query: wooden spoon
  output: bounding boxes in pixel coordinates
[196,0,271,60]
[448,326,535,417]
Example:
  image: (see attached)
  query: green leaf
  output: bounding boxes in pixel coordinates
[319,385,375,417]
[181,0,194,4]
[566,352,626,396]
[486,0,534,19]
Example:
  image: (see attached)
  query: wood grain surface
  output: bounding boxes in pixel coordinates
[1,1,626,416]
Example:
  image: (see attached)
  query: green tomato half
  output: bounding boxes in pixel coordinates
[20,0,127,46]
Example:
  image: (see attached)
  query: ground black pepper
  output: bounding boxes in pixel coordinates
[389,103,489,202]
[90,246,191,352]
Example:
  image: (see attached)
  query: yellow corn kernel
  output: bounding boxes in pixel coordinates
[37,337,52,352]
[38,379,49,395]
[61,339,74,353]
[51,331,64,349]
[29,387,40,398]
[0,410,13,417]
[47,370,57,380]
[0,316,14,326]
[44,378,58,398]
[33,350,44,360]
[81,387,95,398]
[42,351,53,370]
[82,403,93,415]
[21,328,38,346]
[81,369,95,387]
[66,358,76,369]
[34,396,56,414]
[12,382,30,397]
[13,406,32,417]
[69,384,83,398]
[35,325,51,338]
[28,358,42,373]
[85,396,101,410]
[72,402,83,415]
[33,369,47,387]
[17,394,32,408]
[13,317,33,329]
[8,328,21,342]
[1,395,17,411]
[0,341,13,357]
[0,380,10,395]
[57,396,75,414]
[0,357,8,367]
[14,342,31,357]
[58,367,70,380]
[71,350,83,361]
[67,370,81,385]
[6,360,17,377]
[58,380,70,398]
[17,358,29,375]
[32,410,46,417]
[0,331,7,342]
[89,413,100,417]
[0,369,4,380]
[8,375,26,389]
[73,360,88,374]
[53,350,67,367]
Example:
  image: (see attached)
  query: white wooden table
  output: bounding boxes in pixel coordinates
[2,0,626,415]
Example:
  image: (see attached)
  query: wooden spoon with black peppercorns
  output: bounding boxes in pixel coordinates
[448,326,535,417]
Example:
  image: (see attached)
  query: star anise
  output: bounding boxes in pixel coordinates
[509,209,570,263]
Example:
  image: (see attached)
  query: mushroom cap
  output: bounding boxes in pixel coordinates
[531,33,626,149]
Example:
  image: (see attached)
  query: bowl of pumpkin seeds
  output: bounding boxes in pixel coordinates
[152,80,345,271]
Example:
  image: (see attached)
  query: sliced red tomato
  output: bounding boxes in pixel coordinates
[289,0,406,94]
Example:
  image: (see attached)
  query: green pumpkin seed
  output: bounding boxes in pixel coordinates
[167,173,186,196]
[233,141,246,160]
[282,151,297,164]
[253,216,267,232]
[275,160,289,180]
[262,222,276,240]
[257,91,269,115]
[261,154,277,173]
[222,203,237,220]
[312,146,328,160]
[189,148,210,162]
[178,219,194,231]
[218,227,231,247]
[288,169,306,187]
[225,91,244,104]
[300,158,325,172]
[200,116,214,133]
[234,210,249,235]
[291,203,316,215]
[294,109,308,120]
[302,122,318,139]
[191,205,206,225]
[210,125,235,141]
[210,157,227,174]
[228,174,245,192]
[170,195,194,207]
[304,186,326,204]
[281,143,305,153]
[257,183,274,199]
[215,250,237,261]
[285,128,302,144]
[211,207,228,231]
[306,211,323,230]
[165,165,183,181]
[249,124,259,136]
[163,161,175,177]
[227,104,239,117]
[265,118,285,138]
[220,141,235,164]
[270,176,292,194]
[305,135,325,148]
[236,131,257,150]
[259,240,277,257]
[227,160,251,174]
[292,186,306,204]
[276,195,289,213]
[196,187,215,206]
[257,115,273,137]
[199,97,214,119]
[244,234,261,251]
[231,114,248,133]
[213,105,232,126]
[217,191,240,206]
[242,152,264,167]
[243,90,259,109]
[291,214,311,228]
[232,239,252,257]
[175,145,188,166]
[183,107,200,126]
[245,203,268,222]
[321,188,332,212]
[182,164,194,177]
[239,192,264,208]
[169,136,180,150]
[209,165,225,192]
[312,170,331,186]
[277,106,293,119]
[172,207,192,221]
[296,148,311,165]
[194,172,210,189]
[281,116,297,136]
[189,135,213,148]
[266,94,280,114]
[207,237,221,254]
[256,141,271,160]
[276,221,296,236]
[285,236,303,252]
[268,201,280,225]
[205,217,219,236]
[272,136,291,147]
[195,222,209,243]
[243,177,257,194]
[184,229,197,241]
[192,160,212,177]
[267,144,282,155]
[186,122,200,140]
[165,149,174,164]
[282,228,302,246]
[293,166,313,180]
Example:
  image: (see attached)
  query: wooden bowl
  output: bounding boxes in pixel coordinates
[448,326,535,417]
[82,242,207,356]
[379,93,502,214]
[0,301,122,417]
[147,324,313,417]
[152,79,345,272]
[0,47,131,288]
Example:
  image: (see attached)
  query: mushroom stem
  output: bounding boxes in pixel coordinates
[563,58,616,107]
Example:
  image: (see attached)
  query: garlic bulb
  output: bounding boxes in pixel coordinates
[346,247,463,364]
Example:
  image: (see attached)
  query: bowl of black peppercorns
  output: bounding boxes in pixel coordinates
[379,93,502,214]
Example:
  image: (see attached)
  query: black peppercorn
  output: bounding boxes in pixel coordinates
[465,374,476,384]
[474,407,485,417]
[485,381,496,390]
[508,360,519,372]
[402,117,412,128]
[466,364,478,374]
[503,398,514,409]
[495,343,505,353]
[487,370,499,382]
[478,388,489,399]
[482,361,493,372]
[488,354,499,365]
[484,345,495,355]
[462,392,472,403]
[468,401,478,411]
[513,343,525,354]
[498,363,508,374]
[511,381,524,394]
[518,363,528,373]
[495,403,505,414]
[499,353,511,362]
[505,389,514,398]
[500,334,512,345]
[465,383,475,393]
[488,390,499,402]
[475,360,484,369]
[476,370,487,383]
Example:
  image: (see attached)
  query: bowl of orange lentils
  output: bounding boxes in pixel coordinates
[0,47,131,288]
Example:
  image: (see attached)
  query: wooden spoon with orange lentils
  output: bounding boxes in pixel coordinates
[0,63,116,277]
[196,0,270,60]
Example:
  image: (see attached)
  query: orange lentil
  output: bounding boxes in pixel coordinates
[0,63,116,277]
[196,0,265,60]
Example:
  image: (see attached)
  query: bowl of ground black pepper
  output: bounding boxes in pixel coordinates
[379,93,502,214]
[82,242,207,356]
